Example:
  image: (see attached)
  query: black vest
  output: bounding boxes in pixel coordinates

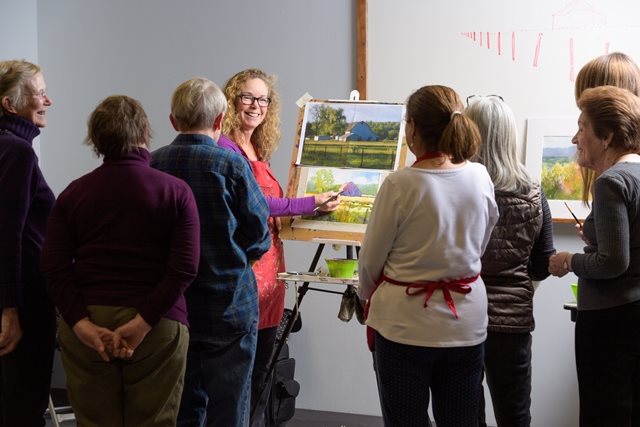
[481,186,543,333]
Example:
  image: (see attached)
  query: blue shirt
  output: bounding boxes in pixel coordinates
[151,133,270,338]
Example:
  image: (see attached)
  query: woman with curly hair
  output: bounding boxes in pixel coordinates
[219,68,341,425]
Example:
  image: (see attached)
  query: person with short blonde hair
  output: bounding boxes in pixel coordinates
[0,59,56,426]
[152,77,271,427]
[549,85,640,426]
[172,77,228,131]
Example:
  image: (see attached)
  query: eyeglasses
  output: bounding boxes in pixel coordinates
[28,90,49,99]
[238,94,271,107]
[466,94,504,106]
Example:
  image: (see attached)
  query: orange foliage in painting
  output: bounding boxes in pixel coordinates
[541,161,583,200]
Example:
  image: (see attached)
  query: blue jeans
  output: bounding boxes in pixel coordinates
[177,321,258,427]
[374,332,484,427]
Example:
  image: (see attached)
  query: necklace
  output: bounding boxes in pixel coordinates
[412,151,445,166]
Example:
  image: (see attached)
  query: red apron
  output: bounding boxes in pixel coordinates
[365,274,478,351]
[249,159,287,329]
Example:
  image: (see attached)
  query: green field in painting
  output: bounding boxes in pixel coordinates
[300,140,397,169]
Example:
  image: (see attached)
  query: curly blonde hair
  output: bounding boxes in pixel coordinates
[222,68,281,161]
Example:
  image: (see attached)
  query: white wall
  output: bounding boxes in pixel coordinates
[1,0,40,155]
[1,1,38,64]
[367,2,640,424]
[3,1,589,423]
[34,0,371,413]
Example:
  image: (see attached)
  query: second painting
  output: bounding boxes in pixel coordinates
[282,100,406,242]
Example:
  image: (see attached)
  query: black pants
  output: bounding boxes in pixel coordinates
[0,294,56,427]
[374,332,484,427]
[575,301,640,427]
[251,327,278,427]
[479,331,532,427]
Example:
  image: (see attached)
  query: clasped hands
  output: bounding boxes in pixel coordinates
[72,313,151,362]
[548,251,573,278]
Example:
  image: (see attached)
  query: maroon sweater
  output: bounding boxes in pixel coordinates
[41,149,200,327]
[0,114,54,307]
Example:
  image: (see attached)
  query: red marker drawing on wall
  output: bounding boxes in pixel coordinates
[498,32,501,56]
[569,37,575,81]
[533,33,542,67]
[512,32,516,61]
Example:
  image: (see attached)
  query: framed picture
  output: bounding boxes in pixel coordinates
[525,116,590,222]
[280,99,407,244]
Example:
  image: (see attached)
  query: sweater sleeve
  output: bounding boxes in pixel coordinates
[357,179,399,300]
[41,192,90,327]
[267,195,316,217]
[529,190,555,281]
[0,144,37,307]
[572,175,630,279]
[137,186,200,326]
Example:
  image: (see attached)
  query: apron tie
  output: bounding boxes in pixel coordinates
[382,274,478,319]
[364,274,478,351]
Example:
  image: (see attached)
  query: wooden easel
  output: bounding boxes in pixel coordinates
[250,240,359,424]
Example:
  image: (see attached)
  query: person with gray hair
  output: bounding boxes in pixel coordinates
[151,77,271,427]
[0,59,56,426]
[465,95,555,427]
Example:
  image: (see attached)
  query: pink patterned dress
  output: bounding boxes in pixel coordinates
[250,159,287,329]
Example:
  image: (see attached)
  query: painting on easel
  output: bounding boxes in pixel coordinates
[280,99,406,244]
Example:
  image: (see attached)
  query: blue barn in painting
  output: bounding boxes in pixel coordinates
[341,121,379,141]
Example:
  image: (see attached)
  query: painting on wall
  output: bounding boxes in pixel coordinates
[525,116,591,222]
[280,99,407,244]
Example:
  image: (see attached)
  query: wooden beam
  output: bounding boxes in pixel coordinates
[356,0,367,99]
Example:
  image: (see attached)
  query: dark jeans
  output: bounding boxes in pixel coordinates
[374,332,484,427]
[250,327,278,427]
[575,301,640,427]
[479,331,532,427]
[177,321,258,427]
[0,294,56,427]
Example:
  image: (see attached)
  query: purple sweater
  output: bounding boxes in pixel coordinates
[217,135,315,216]
[41,149,200,327]
[0,114,54,307]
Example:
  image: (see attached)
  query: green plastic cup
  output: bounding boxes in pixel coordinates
[570,283,578,300]
[325,258,358,278]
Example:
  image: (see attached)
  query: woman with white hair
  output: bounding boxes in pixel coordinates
[466,95,555,427]
[0,59,56,426]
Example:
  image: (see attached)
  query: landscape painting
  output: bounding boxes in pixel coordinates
[540,135,581,201]
[525,116,590,222]
[296,101,405,171]
[289,167,388,233]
